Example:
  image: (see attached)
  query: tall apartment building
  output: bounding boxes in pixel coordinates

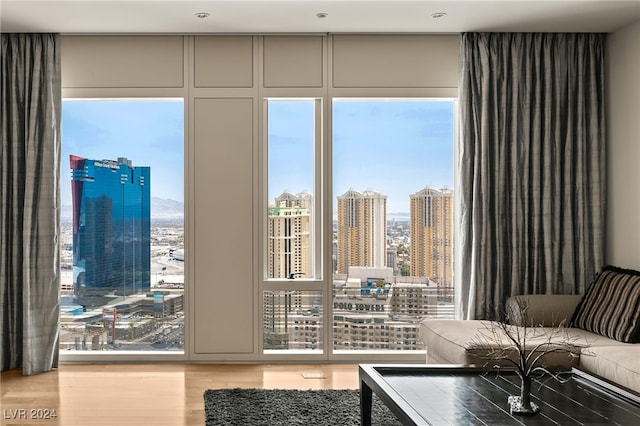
[70,155,150,307]
[264,192,313,348]
[268,191,312,279]
[336,189,387,274]
[387,247,398,275]
[263,290,321,350]
[332,314,421,351]
[409,187,454,289]
[275,191,311,209]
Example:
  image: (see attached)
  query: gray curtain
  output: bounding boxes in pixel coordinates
[1,34,61,374]
[456,33,606,320]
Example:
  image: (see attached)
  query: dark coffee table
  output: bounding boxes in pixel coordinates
[360,364,640,425]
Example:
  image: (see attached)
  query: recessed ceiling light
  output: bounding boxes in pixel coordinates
[195,12,210,19]
[431,12,447,19]
[316,12,328,19]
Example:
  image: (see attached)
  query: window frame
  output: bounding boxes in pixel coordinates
[262,97,324,283]
[330,97,457,358]
[259,95,458,361]
[260,97,326,359]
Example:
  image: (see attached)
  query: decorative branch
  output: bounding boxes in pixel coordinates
[471,299,589,371]
[469,297,592,415]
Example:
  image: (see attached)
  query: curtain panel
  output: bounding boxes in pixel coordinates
[1,33,61,374]
[456,33,606,320]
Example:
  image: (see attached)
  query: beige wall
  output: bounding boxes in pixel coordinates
[62,35,185,88]
[606,21,640,269]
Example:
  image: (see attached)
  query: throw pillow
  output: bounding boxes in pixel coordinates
[571,265,640,343]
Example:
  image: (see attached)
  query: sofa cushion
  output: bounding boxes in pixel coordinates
[506,294,582,327]
[420,320,492,365]
[571,265,640,343]
[578,345,640,394]
[420,320,583,370]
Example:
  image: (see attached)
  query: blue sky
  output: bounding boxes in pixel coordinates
[268,100,316,201]
[62,98,454,214]
[269,99,455,213]
[61,99,184,206]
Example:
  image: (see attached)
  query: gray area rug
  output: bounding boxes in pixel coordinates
[204,388,402,426]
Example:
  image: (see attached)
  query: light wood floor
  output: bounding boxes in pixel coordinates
[1,364,360,426]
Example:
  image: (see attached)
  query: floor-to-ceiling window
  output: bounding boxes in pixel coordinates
[60,99,184,353]
[263,98,324,353]
[331,98,455,353]
[263,97,455,355]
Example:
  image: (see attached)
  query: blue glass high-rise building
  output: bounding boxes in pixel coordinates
[70,155,151,307]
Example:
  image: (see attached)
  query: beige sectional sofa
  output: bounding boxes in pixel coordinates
[419,267,640,395]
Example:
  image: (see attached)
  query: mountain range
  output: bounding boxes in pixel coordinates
[150,197,184,218]
[61,199,408,221]
[60,197,184,220]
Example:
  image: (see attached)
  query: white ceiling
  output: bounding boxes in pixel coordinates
[1,0,639,34]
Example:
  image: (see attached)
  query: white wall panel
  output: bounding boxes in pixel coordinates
[194,36,254,88]
[61,35,184,88]
[332,34,458,88]
[263,36,323,88]
[194,98,254,354]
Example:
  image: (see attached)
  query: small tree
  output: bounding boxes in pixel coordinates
[400,263,411,276]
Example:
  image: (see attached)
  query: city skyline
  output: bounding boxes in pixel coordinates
[62,98,454,215]
[59,99,455,352]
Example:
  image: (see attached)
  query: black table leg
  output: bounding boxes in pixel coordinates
[360,378,373,426]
